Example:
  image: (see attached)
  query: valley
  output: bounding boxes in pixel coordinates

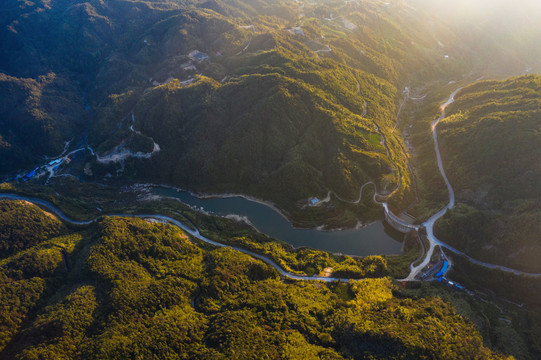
[1,80,540,358]
[1,0,541,359]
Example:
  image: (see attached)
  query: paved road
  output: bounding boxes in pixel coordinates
[403,88,541,280]
[4,84,540,280]
[325,181,375,205]
[404,88,461,280]
[0,193,353,282]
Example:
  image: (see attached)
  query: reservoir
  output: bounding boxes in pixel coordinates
[152,187,404,256]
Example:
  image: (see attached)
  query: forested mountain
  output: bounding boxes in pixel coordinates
[0,73,86,172]
[2,1,541,358]
[0,200,512,359]
[3,0,540,216]
[0,0,473,216]
[435,75,541,272]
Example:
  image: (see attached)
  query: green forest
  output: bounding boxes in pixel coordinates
[3,0,540,225]
[434,75,541,272]
[2,1,541,358]
[0,199,513,359]
[0,0,477,224]
[84,0,424,219]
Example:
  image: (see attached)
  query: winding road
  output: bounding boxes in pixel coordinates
[96,111,160,164]
[0,193,352,282]
[322,181,375,205]
[3,86,540,284]
[350,76,417,232]
[403,88,541,280]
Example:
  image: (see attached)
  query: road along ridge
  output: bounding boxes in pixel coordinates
[0,193,354,282]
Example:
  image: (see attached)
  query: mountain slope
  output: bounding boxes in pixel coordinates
[0,0,469,217]
[434,75,541,272]
[2,0,540,223]
[84,2,416,214]
[0,73,86,173]
[0,200,512,359]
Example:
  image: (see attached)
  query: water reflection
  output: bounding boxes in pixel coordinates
[153,187,403,256]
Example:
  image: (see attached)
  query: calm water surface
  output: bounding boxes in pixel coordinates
[153,187,403,256]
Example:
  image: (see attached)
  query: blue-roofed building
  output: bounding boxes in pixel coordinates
[48,159,63,166]
[188,50,209,62]
[436,261,449,278]
[26,169,37,178]
[309,198,320,206]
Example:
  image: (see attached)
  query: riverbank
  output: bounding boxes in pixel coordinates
[1,180,405,257]
[0,193,393,282]
[149,186,405,257]
[145,183,385,233]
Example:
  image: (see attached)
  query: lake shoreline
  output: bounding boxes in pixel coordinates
[138,183,383,233]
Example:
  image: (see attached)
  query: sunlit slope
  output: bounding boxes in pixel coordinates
[4,0,538,212]
[435,75,541,272]
[0,200,511,359]
[134,73,390,199]
[0,0,479,211]
[114,61,410,211]
[0,0,433,206]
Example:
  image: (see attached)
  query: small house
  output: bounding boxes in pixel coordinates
[188,50,210,62]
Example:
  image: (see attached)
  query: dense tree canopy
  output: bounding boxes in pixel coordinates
[0,200,512,359]
[435,75,541,272]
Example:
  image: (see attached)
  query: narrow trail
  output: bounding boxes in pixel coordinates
[352,75,394,198]
[347,75,417,232]
[394,87,408,131]
[353,75,409,203]
[235,38,252,56]
[322,181,375,205]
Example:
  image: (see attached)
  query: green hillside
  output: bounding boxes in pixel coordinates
[0,0,474,220]
[2,0,540,221]
[129,71,398,206]
[2,1,541,359]
[84,0,426,217]
[0,200,512,359]
[434,75,541,272]
[0,73,86,173]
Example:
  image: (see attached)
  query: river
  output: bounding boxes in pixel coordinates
[5,86,540,277]
[0,193,352,282]
[152,187,404,256]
